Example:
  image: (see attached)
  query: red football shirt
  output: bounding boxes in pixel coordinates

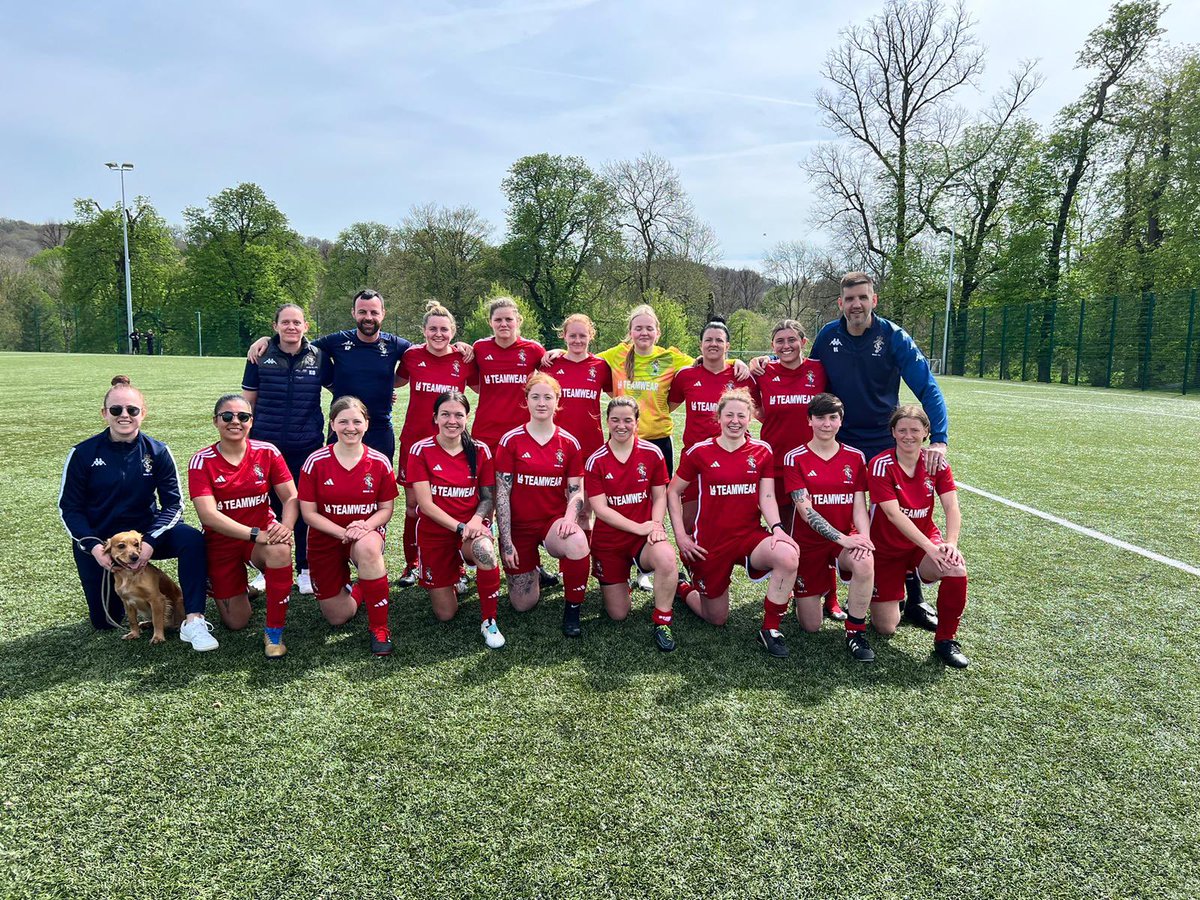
[668,363,737,449]
[548,354,611,460]
[584,438,669,549]
[867,450,956,555]
[782,443,868,548]
[397,345,477,446]
[407,437,496,522]
[676,437,773,551]
[495,425,583,525]
[471,336,546,449]
[187,439,292,530]
[297,445,399,528]
[749,359,828,476]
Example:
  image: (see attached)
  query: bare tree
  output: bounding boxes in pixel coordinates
[38,221,72,250]
[808,0,1038,319]
[761,240,832,321]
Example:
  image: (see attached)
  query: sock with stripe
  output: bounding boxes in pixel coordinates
[559,555,590,606]
[477,565,501,621]
[934,576,967,642]
[264,564,292,629]
[360,575,391,632]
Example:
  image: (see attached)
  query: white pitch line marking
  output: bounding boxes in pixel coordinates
[958,482,1200,577]
[968,390,1200,421]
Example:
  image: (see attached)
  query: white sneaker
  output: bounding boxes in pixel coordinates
[179,617,219,652]
[297,569,313,594]
[481,618,506,649]
[637,573,654,591]
[250,570,266,593]
[455,576,469,597]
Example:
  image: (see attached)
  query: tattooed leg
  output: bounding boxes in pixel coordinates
[508,570,540,612]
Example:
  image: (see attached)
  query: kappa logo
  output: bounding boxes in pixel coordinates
[324,478,335,486]
[342,341,354,351]
[262,358,278,365]
[91,457,107,467]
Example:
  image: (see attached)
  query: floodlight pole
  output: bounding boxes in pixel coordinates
[941,226,955,376]
[105,162,135,353]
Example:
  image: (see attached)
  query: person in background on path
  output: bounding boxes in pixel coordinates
[130,331,140,355]
[144,331,155,355]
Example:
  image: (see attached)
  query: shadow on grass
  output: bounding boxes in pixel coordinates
[0,581,947,706]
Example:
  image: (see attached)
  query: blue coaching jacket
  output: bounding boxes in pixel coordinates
[809,314,949,450]
[241,336,326,452]
[59,431,185,553]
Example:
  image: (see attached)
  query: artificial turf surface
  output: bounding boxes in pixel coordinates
[0,351,1196,899]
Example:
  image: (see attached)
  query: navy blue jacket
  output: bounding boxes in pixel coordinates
[59,431,185,553]
[314,330,411,429]
[242,336,326,451]
[809,314,949,450]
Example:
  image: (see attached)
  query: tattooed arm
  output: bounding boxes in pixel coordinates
[555,477,585,539]
[793,487,873,554]
[474,485,495,522]
[496,472,518,569]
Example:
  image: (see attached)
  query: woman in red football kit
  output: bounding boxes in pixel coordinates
[298,396,399,657]
[585,397,678,652]
[495,372,591,637]
[394,301,478,587]
[867,405,971,669]
[409,391,505,650]
[667,316,738,534]
[470,297,546,452]
[544,313,612,463]
[188,394,297,658]
[667,389,799,655]
[783,393,876,663]
[748,319,842,622]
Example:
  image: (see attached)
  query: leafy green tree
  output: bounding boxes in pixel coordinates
[181,183,319,354]
[315,222,394,334]
[60,198,182,353]
[499,154,620,344]
[392,204,494,324]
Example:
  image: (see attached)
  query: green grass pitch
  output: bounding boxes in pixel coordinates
[0,351,1197,899]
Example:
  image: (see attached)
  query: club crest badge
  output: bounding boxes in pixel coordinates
[725,382,735,392]
[924,477,934,494]
[637,462,647,480]
[253,464,265,482]
[364,473,375,491]
[379,342,389,356]
[518,349,527,365]
[806,370,815,385]
[142,454,154,474]
[873,336,885,356]
[747,455,757,471]
[302,353,316,368]
[843,465,853,482]
[555,448,565,465]
[452,360,460,376]
[588,366,596,380]
[651,360,660,376]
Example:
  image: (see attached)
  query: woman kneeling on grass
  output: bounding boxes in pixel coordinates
[584,397,678,652]
[495,372,591,637]
[408,390,505,650]
[667,389,800,656]
[298,396,398,657]
[188,394,297,658]
[782,393,875,662]
[867,405,971,668]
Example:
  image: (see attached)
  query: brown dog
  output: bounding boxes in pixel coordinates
[104,530,185,644]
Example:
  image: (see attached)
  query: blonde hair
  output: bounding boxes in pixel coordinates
[624,303,661,378]
[423,300,456,331]
[330,395,370,423]
[770,319,806,341]
[104,374,143,406]
[488,296,522,324]
[559,313,596,342]
[716,387,755,418]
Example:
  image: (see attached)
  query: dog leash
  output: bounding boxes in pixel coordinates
[79,535,129,631]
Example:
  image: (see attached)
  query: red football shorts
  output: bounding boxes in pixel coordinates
[690,529,770,599]
[872,539,941,603]
[591,531,650,585]
[205,534,255,600]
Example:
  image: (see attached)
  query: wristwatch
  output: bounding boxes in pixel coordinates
[249,527,261,543]
[770,522,784,532]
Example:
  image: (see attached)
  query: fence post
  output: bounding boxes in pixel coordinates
[1074,298,1086,386]
[1141,292,1156,391]
[1184,289,1197,395]
[999,306,1008,379]
[1021,304,1032,381]
[978,308,987,378]
[1106,297,1118,388]
[1047,300,1058,383]
[930,313,937,363]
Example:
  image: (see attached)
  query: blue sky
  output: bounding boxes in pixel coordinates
[3,0,1198,268]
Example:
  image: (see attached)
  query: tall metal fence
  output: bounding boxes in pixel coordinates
[923,289,1200,394]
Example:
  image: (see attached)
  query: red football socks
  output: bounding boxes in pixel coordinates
[477,565,501,621]
[559,555,590,606]
[403,512,418,568]
[846,614,867,635]
[360,575,390,631]
[761,597,789,631]
[934,576,968,642]
[263,565,292,629]
[652,606,673,626]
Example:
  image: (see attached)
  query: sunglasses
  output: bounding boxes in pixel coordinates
[218,411,253,423]
[107,405,142,417]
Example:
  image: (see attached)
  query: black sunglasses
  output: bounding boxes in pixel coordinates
[218,411,253,423]
[107,405,141,416]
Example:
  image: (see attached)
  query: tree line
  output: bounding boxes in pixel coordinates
[1,0,1193,379]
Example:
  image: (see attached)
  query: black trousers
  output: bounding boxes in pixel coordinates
[72,523,208,629]
[646,436,675,477]
[274,445,320,569]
